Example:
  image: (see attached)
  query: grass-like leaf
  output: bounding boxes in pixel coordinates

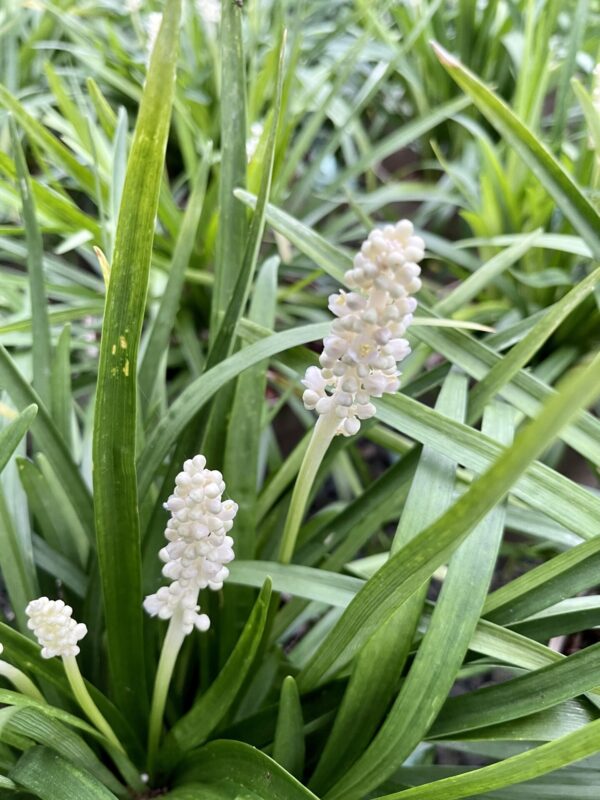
[92,0,182,727]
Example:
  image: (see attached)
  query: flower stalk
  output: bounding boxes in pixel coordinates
[279,220,425,565]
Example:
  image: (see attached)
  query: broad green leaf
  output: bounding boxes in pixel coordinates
[168,579,272,754]
[92,0,181,727]
[297,351,600,690]
[10,747,118,800]
[177,740,319,800]
[432,42,600,260]
[273,676,305,779]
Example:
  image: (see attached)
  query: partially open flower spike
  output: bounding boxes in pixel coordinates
[25,597,123,752]
[0,643,44,702]
[145,454,237,773]
[278,220,424,564]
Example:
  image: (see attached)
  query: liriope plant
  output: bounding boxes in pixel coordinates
[0,2,600,800]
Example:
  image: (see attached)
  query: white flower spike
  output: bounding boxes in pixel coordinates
[25,597,87,659]
[144,454,237,635]
[302,220,424,436]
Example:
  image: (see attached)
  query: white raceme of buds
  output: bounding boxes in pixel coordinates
[25,598,87,659]
[144,455,237,635]
[302,220,424,436]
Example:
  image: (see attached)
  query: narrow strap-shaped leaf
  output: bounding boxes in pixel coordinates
[4,708,124,796]
[176,740,319,800]
[0,346,93,536]
[432,42,600,260]
[0,485,39,632]
[168,579,272,754]
[373,716,600,800]
[413,306,600,464]
[49,325,73,452]
[0,85,99,198]
[328,401,513,800]
[92,0,181,727]
[0,405,37,475]
[273,676,305,779]
[10,746,118,800]
[210,0,247,338]
[0,654,141,764]
[311,372,467,794]
[139,151,212,405]
[468,265,600,422]
[429,640,600,739]
[10,121,51,404]
[297,350,600,691]
[137,323,329,497]
[233,193,600,464]
[378,392,600,540]
[0,406,39,631]
[484,533,600,624]
[207,32,285,367]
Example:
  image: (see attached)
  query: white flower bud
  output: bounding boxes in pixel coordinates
[144,456,236,635]
[26,598,87,659]
[301,219,423,436]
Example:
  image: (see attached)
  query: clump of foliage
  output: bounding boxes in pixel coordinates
[0,1,599,799]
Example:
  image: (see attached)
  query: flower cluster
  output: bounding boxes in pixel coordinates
[302,220,424,436]
[25,598,87,659]
[144,455,237,635]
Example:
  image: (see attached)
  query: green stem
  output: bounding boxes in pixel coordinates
[278,412,338,564]
[62,657,144,794]
[0,660,45,702]
[147,610,186,776]
[62,655,123,752]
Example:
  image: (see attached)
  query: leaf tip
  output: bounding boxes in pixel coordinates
[430,40,459,69]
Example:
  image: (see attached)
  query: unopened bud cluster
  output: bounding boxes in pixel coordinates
[302,220,424,436]
[25,598,87,659]
[144,455,237,635]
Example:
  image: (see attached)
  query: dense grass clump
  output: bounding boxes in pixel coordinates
[0,2,599,798]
